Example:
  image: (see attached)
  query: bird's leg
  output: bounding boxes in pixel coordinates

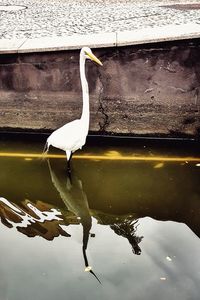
[66,152,73,179]
[41,141,49,160]
[67,161,71,176]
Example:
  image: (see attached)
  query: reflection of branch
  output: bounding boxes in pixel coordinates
[110,219,143,255]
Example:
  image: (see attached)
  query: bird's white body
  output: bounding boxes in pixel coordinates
[47,119,87,160]
[45,47,102,161]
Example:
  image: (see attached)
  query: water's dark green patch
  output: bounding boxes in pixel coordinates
[0,136,200,300]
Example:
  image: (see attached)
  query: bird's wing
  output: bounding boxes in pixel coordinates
[48,120,85,151]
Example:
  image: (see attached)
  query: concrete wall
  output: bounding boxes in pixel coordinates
[0,39,200,138]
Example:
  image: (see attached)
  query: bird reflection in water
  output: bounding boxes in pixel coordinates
[47,159,101,284]
[110,219,143,255]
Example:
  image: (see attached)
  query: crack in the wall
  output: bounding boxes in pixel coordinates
[194,87,200,111]
[97,78,110,133]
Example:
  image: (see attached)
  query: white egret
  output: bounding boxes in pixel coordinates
[44,47,103,168]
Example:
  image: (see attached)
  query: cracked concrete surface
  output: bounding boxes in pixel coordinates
[97,79,110,132]
[1,42,200,137]
[98,95,110,132]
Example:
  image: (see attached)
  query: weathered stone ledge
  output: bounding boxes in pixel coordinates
[0,36,200,138]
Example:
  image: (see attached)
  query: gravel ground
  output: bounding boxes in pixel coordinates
[0,0,200,39]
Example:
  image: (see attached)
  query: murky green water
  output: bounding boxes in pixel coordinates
[0,135,200,300]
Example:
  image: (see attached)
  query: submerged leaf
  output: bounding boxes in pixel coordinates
[166,256,172,262]
[154,162,164,169]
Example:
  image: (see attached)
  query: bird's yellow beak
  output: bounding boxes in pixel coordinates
[86,51,103,66]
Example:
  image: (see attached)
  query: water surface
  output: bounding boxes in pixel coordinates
[0,136,200,300]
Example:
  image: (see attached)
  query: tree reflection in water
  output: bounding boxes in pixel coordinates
[110,219,143,255]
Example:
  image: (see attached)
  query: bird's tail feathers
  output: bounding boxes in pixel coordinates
[41,141,49,160]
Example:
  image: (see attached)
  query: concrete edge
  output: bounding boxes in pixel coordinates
[117,23,200,46]
[0,23,200,54]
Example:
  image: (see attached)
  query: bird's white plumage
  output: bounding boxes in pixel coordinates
[44,47,102,161]
[47,119,86,152]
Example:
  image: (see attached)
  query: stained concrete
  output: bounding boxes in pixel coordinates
[0,39,200,138]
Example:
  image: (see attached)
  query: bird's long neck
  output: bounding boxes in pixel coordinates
[80,53,90,132]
